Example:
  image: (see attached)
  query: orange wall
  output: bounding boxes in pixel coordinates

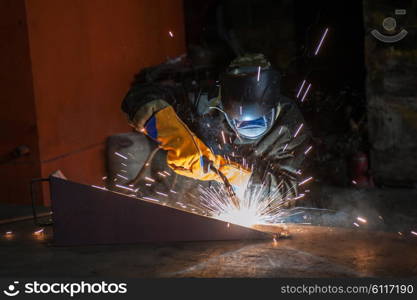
[0,0,41,205]
[1,0,185,206]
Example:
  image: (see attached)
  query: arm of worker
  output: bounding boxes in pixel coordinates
[122,96,251,186]
[254,100,311,172]
[251,101,311,200]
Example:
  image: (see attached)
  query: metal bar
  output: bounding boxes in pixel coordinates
[50,177,271,245]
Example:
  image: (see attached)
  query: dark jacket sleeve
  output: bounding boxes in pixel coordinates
[121,82,177,122]
[282,101,310,156]
[120,58,189,122]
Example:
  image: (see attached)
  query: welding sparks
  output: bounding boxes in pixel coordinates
[115,152,128,160]
[188,193,197,199]
[115,184,138,193]
[411,231,417,237]
[257,66,261,82]
[296,80,306,98]
[353,222,360,227]
[145,176,155,183]
[156,191,169,197]
[157,172,167,178]
[168,31,174,38]
[199,179,303,228]
[176,201,187,209]
[304,146,313,155]
[33,228,44,235]
[294,123,304,138]
[300,83,312,102]
[357,216,367,224]
[4,231,14,240]
[299,177,313,186]
[117,174,129,180]
[292,194,305,201]
[314,27,329,56]
[221,130,227,144]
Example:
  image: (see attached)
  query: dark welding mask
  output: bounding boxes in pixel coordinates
[220,67,281,140]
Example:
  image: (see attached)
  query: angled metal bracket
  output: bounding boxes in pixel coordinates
[49,177,271,245]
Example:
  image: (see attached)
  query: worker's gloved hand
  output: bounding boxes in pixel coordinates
[254,125,306,160]
[245,169,298,207]
[252,101,310,171]
[131,100,251,186]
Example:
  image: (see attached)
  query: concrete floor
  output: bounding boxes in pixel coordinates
[1,218,417,278]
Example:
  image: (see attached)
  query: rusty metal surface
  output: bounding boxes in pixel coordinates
[363,0,417,186]
[165,225,417,278]
[1,219,417,278]
[50,177,271,245]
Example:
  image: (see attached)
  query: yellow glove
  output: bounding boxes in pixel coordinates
[139,104,250,186]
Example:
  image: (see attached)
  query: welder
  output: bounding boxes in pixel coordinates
[120,53,309,205]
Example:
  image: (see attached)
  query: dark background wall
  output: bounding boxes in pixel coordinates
[363,0,417,187]
[1,0,185,205]
[183,0,368,187]
[0,0,41,205]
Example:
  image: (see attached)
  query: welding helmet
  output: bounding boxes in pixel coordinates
[220,60,281,140]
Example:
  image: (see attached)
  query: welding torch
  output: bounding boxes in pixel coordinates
[209,165,241,209]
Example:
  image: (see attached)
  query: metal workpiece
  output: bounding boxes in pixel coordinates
[49,177,272,246]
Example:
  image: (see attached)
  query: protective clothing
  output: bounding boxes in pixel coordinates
[225,106,278,140]
[120,53,310,209]
[132,102,251,187]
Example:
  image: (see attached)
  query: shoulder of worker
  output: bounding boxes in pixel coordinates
[278,95,310,136]
[121,67,183,122]
[121,57,214,120]
[273,95,311,169]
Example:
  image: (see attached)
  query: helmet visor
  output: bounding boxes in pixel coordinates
[228,108,275,140]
